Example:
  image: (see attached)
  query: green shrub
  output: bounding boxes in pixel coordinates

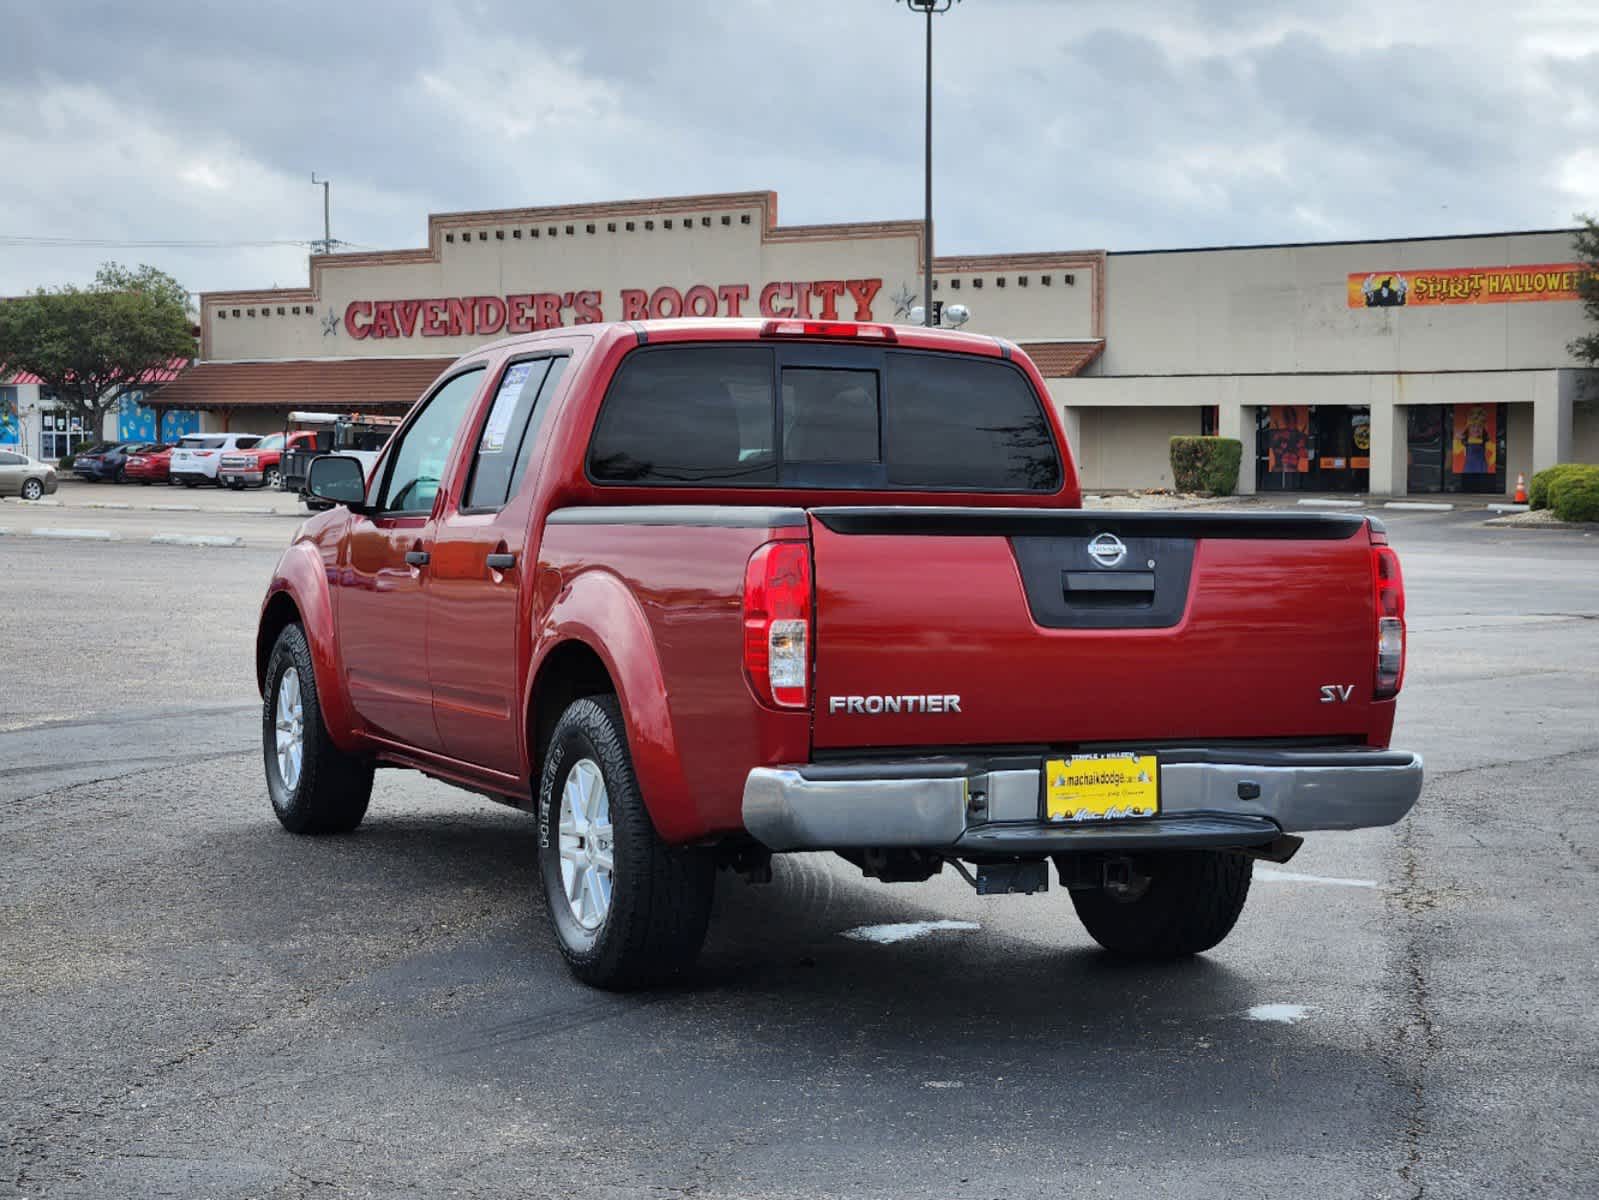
[1549,465,1599,522]
[1170,436,1243,495]
[1528,463,1592,510]
[56,452,76,471]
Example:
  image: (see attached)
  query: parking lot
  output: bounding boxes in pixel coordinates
[3,496,1597,1198]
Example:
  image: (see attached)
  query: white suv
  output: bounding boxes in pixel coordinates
[169,433,262,487]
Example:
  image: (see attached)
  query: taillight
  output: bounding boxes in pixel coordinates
[743,541,813,709]
[1372,537,1406,699]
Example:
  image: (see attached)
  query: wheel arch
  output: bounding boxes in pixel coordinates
[256,546,361,752]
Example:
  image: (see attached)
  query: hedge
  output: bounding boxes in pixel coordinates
[1548,464,1599,523]
[1169,436,1243,495]
[1528,463,1593,510]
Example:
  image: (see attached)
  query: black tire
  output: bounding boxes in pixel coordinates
[537,696,715,990]
[1071,851,1252,959]
[20,479,43,501]
[262,623,373,835]
[114,466,127,483]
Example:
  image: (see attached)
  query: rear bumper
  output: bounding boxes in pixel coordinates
[741,747,1423,855]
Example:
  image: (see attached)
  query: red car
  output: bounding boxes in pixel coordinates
[256,318,1420,990]
[123,444,177,485]
[219,431,318,490]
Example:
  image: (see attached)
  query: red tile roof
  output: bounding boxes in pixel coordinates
[142,357,451,410]
[4,357,190,387]
[1016,340,1105,377]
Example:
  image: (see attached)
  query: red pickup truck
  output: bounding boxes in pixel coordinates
[256,318,1421,989]
[219,430,318,490]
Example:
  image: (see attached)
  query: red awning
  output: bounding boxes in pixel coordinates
[1015,341,1105,377]
[4,357,190,387]
[136,358,452,410]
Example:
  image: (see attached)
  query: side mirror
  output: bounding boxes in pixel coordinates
[306,454,368,509]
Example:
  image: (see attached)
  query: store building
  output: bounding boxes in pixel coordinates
[0,364,195,459]
[155,189,1595,495]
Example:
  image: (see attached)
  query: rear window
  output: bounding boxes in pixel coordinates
[587,345,1060,492]
[181,436,227,450]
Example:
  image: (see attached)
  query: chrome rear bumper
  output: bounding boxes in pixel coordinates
[741,748,1423,854]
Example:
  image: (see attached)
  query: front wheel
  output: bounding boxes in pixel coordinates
[264,467,282,489]
[537,696,714,990]
[262,623,374,834]
[1071,851,1252,959]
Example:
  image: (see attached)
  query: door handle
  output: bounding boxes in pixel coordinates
[486,552,517,571]
[405,550,430,567]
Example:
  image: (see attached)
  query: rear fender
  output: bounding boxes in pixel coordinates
[533,568,696,841]
[257,542,361,753]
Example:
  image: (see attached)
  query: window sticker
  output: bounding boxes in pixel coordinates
[480,363,534,454]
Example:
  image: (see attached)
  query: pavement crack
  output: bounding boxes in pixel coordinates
[1390,818,1443,1200]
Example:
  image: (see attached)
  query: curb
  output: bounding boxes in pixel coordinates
[1383,501,1454,512]
[147,504,202,512]
[81,502,133,510]
[149,534,245,549]
[1486,503,1530,514]
[1295,498,1364,508]
[27,527,121,541]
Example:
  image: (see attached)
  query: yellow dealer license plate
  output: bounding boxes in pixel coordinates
[1044,753,1160,822]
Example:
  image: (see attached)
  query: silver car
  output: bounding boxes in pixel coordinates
[0,450,60,501]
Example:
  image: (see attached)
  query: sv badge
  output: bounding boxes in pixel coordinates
[1319,684,1355,703]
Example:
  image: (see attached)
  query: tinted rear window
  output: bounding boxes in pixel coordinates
[589,347,776,484]
[182,437,227,450]
[885,351,1062,491]
[587,344,1060,492]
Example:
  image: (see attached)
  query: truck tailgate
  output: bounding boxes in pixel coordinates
[808,507,1387,750]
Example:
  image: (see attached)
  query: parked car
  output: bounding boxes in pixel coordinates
[71,442,132,482]
[259,318,1420,991]
[0,449,59,500]
[218,431,318,490]
[170,433,262,487]
[123,444,178,485]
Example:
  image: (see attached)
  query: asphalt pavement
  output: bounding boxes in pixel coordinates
[2,504,1596,1199]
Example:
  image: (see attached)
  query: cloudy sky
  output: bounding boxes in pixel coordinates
[3,0,1596,299]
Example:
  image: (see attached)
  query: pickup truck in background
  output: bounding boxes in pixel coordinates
[256,318,1421,990]
[219,430,318,490]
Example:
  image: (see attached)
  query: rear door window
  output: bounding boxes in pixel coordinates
[782,368,879,464]
[462,356,568,509]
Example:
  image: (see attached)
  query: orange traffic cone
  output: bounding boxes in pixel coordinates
[1513,473,1528,503]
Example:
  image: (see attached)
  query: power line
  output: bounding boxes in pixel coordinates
[0,234,369,250]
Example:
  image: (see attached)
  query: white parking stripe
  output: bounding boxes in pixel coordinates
[1255,867,1378,888]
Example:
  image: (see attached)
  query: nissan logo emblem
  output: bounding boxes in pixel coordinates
[1087,532,1128,568]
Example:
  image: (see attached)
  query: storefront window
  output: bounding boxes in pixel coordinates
[1256,405,1370,493]
[1407,403,1507,494]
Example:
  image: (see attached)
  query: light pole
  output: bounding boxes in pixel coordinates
[898,0,960,326]
[311,173,332,255]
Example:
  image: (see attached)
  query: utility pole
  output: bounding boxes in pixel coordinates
[311,173,332,255]
[898,0,960,326]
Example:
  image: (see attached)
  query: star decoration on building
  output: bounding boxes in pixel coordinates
[890,282,919,319]
[322,308,340,337]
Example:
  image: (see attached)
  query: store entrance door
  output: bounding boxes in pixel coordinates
[1257,405,1371,493]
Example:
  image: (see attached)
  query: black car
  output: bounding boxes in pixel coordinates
[73,441,161,483]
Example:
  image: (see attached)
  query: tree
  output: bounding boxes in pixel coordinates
[0,263,195,444]
[1572,215,1599,369]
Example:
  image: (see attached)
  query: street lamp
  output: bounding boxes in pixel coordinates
[897,0,961,326]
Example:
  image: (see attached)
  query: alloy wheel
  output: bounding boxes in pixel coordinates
[558,758,615,931]
[274,668,305,791]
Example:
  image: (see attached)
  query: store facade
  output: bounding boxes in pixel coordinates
[161,190,1594,495]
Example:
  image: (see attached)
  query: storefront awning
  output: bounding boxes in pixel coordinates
[1016,340,1105,378]
[143,357,453,410]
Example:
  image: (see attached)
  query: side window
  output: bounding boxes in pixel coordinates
[376,368,485,514]
[463,357,557,510]
[589,347,775,484]
[0,452,22,466]
[782,367,879,464]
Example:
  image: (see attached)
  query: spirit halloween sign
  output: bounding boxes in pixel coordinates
[343,278,885,339]
[1348,263,1588,308]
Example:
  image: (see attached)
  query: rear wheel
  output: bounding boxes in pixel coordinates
[20,479,43,501]
[262,623,373,834]
[1071,851,1252,959]
[537,696,714,990]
